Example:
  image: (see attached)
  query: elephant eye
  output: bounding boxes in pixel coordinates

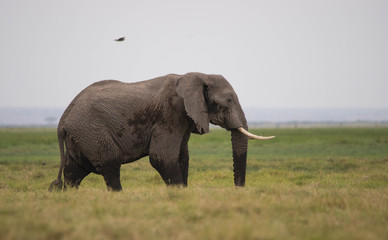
[227,98,232,103]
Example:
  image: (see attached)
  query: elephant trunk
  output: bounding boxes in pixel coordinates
[231,125,248,187]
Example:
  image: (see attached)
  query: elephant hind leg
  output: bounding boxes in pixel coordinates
[63,156,91,189]
[101,163,122,191]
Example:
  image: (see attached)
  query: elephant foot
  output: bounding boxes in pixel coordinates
[104,176,123,191]
[166,182,187,188]
[102,164,123,191]
[48,179,63,191]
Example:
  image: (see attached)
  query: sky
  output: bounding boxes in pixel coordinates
[1,0,387,109]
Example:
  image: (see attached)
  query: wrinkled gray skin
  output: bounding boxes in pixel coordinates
[49,72,249,191]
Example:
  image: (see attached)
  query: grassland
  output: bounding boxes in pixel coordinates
[0,127,387,240]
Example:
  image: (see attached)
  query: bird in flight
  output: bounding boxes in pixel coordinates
[114,37,125,42]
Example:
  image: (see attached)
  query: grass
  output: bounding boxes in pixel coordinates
[0,127,387,239]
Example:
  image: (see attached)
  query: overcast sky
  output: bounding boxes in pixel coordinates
[1,0,387,109]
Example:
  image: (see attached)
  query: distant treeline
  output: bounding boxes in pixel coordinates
[1,107,388,127]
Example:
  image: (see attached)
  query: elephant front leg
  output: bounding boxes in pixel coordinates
[149,133,187,186]
[179,137,190,186]
[149,153,184,185]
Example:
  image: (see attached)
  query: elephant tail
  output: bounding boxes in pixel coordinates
[49,127,66,191]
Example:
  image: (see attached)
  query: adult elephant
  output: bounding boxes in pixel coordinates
[49,72,274,191]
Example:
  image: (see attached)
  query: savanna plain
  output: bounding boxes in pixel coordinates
[0,127,387,240]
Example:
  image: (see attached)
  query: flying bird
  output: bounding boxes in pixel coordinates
[114,37,125,42]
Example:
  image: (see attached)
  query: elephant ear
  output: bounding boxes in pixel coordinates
[176,73,210,134]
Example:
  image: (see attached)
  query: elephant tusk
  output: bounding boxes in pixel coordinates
[237,127,275,140]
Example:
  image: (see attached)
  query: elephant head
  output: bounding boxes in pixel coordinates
[176,73,274,186]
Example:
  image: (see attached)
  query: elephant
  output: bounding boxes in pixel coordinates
[49,72,274,191]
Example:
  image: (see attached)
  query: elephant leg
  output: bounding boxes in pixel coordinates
[149,129,190,186]
[101,163,122,191]
[179,133,190,186]
[149,155,184,185]
[63,153,90,189]
[179,144,189,186]
[149,133,185,186]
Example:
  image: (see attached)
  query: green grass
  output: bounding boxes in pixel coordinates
[0,127,387,240]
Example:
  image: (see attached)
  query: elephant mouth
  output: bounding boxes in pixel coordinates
[209,114,228,129]
[212,111,275,140]
[216,119,275,140]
